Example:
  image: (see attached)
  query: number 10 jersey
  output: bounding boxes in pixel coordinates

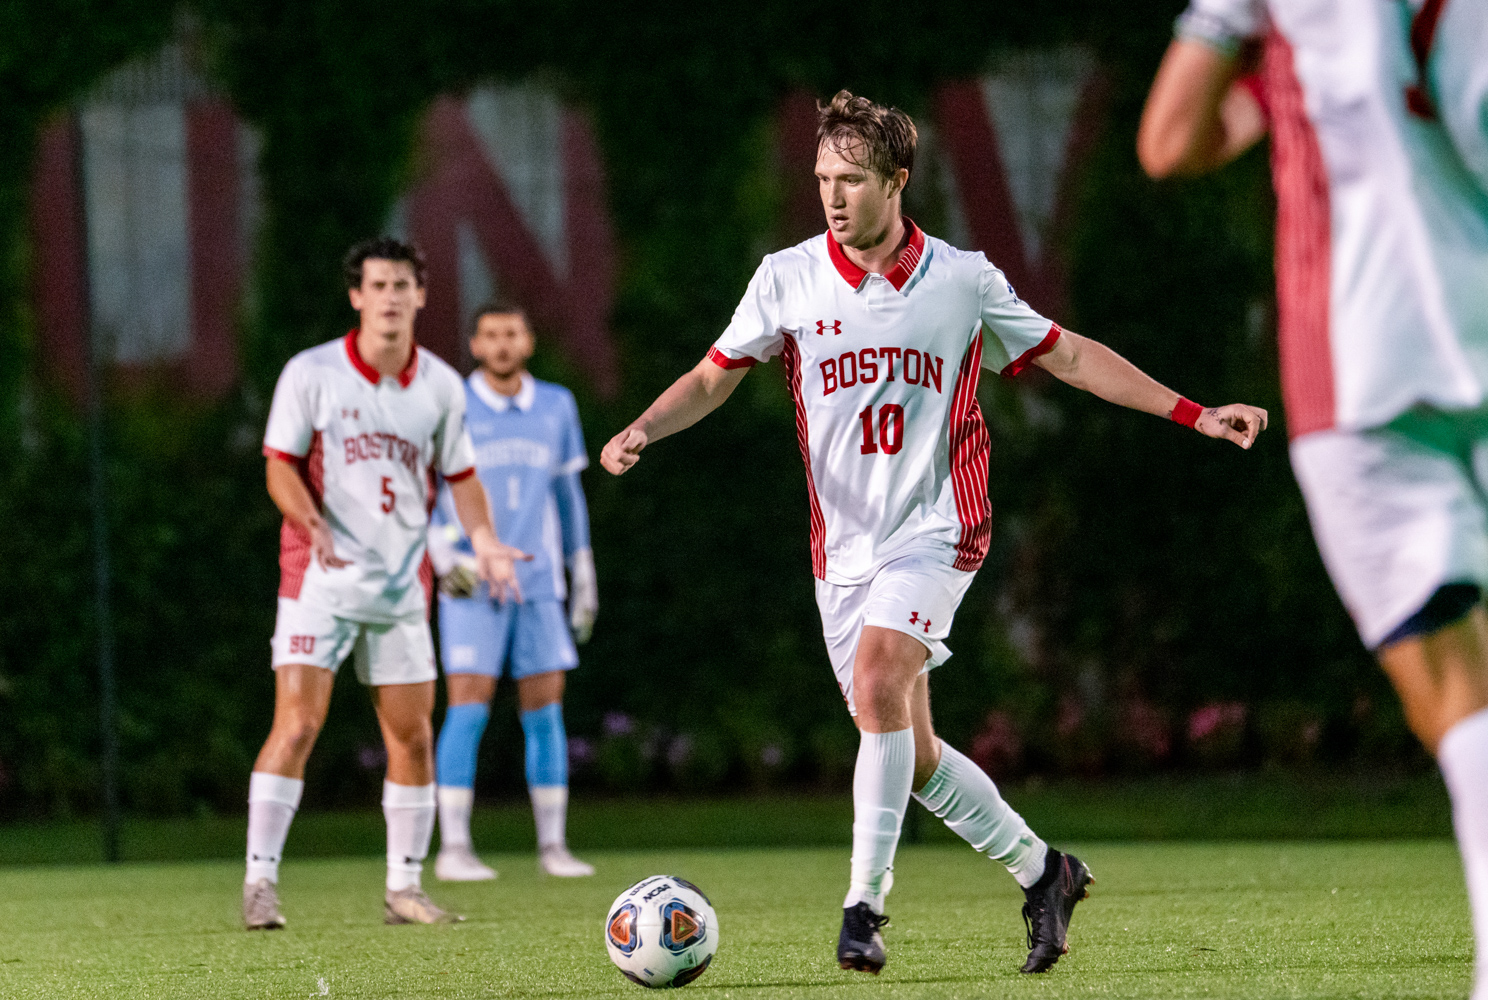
[708,221,1060,586]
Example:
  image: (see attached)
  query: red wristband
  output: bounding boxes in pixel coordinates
[1171,397,1203,429]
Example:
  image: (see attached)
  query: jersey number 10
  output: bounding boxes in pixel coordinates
[859,404,905,455]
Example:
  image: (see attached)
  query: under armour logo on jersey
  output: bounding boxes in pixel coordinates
[341,407,360,420]
[816,320,842,336]
[908,611,931,633]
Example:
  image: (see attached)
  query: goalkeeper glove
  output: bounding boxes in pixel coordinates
[428,523,481,599]
[568,547,598,644]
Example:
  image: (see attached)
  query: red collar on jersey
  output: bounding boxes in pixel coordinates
[344,329,419,388]
[827,217,925,293]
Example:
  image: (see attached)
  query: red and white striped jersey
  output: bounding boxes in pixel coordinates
[263,331,477,622]
[709,221,1059,584]
[1182,0,1488,437]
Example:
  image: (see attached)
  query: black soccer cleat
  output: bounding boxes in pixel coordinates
[837,902,890,974]
[1020,849,1093,973]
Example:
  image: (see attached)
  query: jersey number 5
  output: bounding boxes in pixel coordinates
[859,404,904,455]
[380,476,395,513]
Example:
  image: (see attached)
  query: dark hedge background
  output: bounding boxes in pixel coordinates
[0,0,1412,819]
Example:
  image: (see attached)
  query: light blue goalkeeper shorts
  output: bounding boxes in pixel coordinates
[437,597,578,679]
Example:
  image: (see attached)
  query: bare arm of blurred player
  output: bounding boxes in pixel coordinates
[600,359,749,475]
[1137,38,1268,179]
[447,474,531,603]
[266,456,350,569]
[1034,329,1269,449]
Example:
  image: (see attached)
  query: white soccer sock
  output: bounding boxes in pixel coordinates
[383,782,436,892]
[914,743,1048,887]
[1438,708,1488,999]
[843,728,915,914]
[246,772,303,885]
[531,785,568,849]
[437,786,474,851]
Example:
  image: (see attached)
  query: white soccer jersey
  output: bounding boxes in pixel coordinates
[1181,0,1488,438]
[710,221,1059,585]
[263,331,477,622]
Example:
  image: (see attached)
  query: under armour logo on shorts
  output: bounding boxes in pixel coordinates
[908,612,931,633]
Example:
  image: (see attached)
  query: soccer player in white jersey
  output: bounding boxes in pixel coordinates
[1139,1,1488,993]
[425,301,598,881]
[601,91,1269,975]
[245,238,525,930]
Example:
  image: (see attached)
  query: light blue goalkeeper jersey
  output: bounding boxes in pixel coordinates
[433,372,591,604]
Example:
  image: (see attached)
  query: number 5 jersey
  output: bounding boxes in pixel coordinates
[708,220,1060,585]
[262,331,477,622]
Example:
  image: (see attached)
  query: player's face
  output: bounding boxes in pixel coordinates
[348,259,426,341]
[816,142,908,249]
[470,312,535,378]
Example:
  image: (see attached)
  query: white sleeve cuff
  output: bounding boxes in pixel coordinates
[426,523,465,577]
[1174,0,1265,55]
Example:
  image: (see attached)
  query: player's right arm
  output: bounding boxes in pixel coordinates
[601,355,749,475]
[603,256,780,476]
[262,356,348,569]
[266,456,349,569]
[1137,3,1268,179]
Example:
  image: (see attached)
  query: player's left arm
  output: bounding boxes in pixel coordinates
[554,472,597,643]
[1138,38,1267,179]
[447,474,531,603]
[1034,329,1268,449]
[1139,0,1272,178]
[555,392,597,643]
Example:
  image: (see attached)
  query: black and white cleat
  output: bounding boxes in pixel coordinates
[1020,849,1093,973]
[837,902,890,974]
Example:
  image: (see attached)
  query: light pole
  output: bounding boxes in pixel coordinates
[76,112,120,864]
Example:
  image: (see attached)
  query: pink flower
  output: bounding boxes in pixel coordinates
[1187,702,1247,743]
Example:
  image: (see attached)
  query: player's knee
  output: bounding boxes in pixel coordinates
[389,721,434,760]
[855,670,910,723]
[275,713,323,755]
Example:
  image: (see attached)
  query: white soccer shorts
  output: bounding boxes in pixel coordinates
[815,552,977,715]
[1290,409,1488,650]
[270,597,438,686]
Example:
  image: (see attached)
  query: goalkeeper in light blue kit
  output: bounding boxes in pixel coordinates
[427,300,599,880]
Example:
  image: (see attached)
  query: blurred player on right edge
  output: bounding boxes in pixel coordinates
[1139,2,1488,994]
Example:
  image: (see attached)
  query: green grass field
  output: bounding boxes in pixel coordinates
[0,776,1466,998]
[0,840,1470,999]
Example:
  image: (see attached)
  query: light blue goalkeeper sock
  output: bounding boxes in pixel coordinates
[436,702,490,789]
[520,702,568,788]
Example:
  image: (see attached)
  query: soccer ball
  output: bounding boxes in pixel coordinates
[604,875,719,988]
